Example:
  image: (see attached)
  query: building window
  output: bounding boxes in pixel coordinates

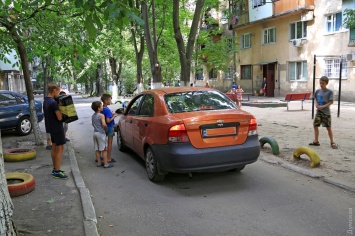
[209,68,217,80]
[253,0,265,8]
[290,21,307,40]
[325,12,342,33]
[224,67,234,80]
[241,33,251,49]
[323,58,347,78]
[288,61,307,81]
[241,65,252,80]
[263,27,276,44]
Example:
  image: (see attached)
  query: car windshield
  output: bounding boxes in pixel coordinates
[164,90,237,113]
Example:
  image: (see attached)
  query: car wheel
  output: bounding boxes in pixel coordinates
[16,116,32,136]
[116,128,127,152]
[229,165,245,172]
[145,147,165,182]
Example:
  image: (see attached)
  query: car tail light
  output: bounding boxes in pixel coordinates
[168,124,190,142]
[248,118,258,136]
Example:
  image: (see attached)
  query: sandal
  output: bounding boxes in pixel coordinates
[309,141,320,146]
[331,143,338,149]
[104,163,114,168]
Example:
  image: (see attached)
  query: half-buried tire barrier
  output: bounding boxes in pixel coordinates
[259,136,280,155]
[293,146,320,168]
[3,148,36,162]
[6,173,36,197]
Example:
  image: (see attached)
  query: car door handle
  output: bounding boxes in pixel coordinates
[144,122,148,127]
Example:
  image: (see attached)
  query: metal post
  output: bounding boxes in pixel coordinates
[338,56,342,117]
[312,55,316,119]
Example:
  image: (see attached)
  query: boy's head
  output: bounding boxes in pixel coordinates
[47,83,60,96]
[319,76,329,90]
[91,101,102,112]
[101,94,112,104]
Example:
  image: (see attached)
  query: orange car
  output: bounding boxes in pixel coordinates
[116,87,260,182]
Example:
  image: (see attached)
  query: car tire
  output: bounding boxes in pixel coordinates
[16,116,32,136]
[6,172,36,197]
[3,148,37,162]
[145,147,165,182]
[116,128,127,152]
[229,165,245,172]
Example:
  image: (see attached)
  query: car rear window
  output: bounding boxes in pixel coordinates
[164,90,237,113]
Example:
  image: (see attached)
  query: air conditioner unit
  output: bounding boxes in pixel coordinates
[346,53,355,61]
[292,39,302,47]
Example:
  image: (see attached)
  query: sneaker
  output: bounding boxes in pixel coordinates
[52,170,69,180]
[103,163,114,168]
[109,158,116,163]
[46,145,52,150]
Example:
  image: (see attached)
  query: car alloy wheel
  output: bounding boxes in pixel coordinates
[116,128,127,151]
[16,116,32,136]
[145,147,165,182]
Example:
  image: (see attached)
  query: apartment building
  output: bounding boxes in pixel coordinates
[229,0,354,101]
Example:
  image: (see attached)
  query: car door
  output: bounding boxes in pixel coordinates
[132,94,154,158]
[0,92,26,129]
[121,95,144,150]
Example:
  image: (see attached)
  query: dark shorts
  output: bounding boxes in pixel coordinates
[313,110,331,127]
[107,126,115,137]
[50,132,66,146]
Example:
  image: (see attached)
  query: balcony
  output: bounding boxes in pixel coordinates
[274,0,314,15]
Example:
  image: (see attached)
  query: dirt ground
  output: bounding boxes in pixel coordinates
[242,98,355,185]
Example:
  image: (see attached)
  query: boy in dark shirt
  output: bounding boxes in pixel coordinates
[43,83,68,179]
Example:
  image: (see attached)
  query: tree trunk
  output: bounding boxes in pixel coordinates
[142,0,162,89]
[0,132,17,235]
[10,24,44,145]
[173,0,205,86]
[95,63,104,96]
[109,57,119,101]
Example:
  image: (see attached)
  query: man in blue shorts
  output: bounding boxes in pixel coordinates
[43,83,68,179]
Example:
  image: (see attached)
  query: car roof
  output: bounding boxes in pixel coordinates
[146,87,216,95]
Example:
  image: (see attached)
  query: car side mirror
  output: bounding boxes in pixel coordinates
[115,108,124,114]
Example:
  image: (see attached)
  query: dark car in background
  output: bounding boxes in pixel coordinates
[0,90,44,135]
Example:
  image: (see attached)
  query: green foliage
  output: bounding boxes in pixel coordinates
[344,9,355,29]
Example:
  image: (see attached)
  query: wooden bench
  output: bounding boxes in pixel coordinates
[283,92,311,110]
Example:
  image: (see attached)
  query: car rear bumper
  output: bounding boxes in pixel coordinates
[151,135,260,173]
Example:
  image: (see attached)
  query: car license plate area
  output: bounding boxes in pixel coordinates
[200,122,239,138]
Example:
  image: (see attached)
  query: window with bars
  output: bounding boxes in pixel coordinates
[241,65,252,80]
[209,68,217,80]
[290,21,307,40]
[323,58,347,78]
[288,61,307,81]
[325,13,342,33]
[240,33,251,49]
[263,27,276,44]
[224,67,234,80]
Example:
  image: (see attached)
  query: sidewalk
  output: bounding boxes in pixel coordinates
[1,124,98,235]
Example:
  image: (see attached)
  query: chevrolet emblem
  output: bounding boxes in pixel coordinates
[217,119,224,123]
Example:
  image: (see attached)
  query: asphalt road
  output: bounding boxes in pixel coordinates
[68,95,354,236]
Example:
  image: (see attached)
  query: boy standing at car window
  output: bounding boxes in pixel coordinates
[101,94,118,163]
[43,83,68,179]
[91,101,113,168]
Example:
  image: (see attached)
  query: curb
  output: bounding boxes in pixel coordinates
[260,154,355,193]
[67,140,99,236]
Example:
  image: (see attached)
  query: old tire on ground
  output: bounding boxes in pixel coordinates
[16,116,32,136]
[6,173,35,197]
[293,146,320,168]
[145,147,165,182]
[259,136,280,155]
[3,148,36,162]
